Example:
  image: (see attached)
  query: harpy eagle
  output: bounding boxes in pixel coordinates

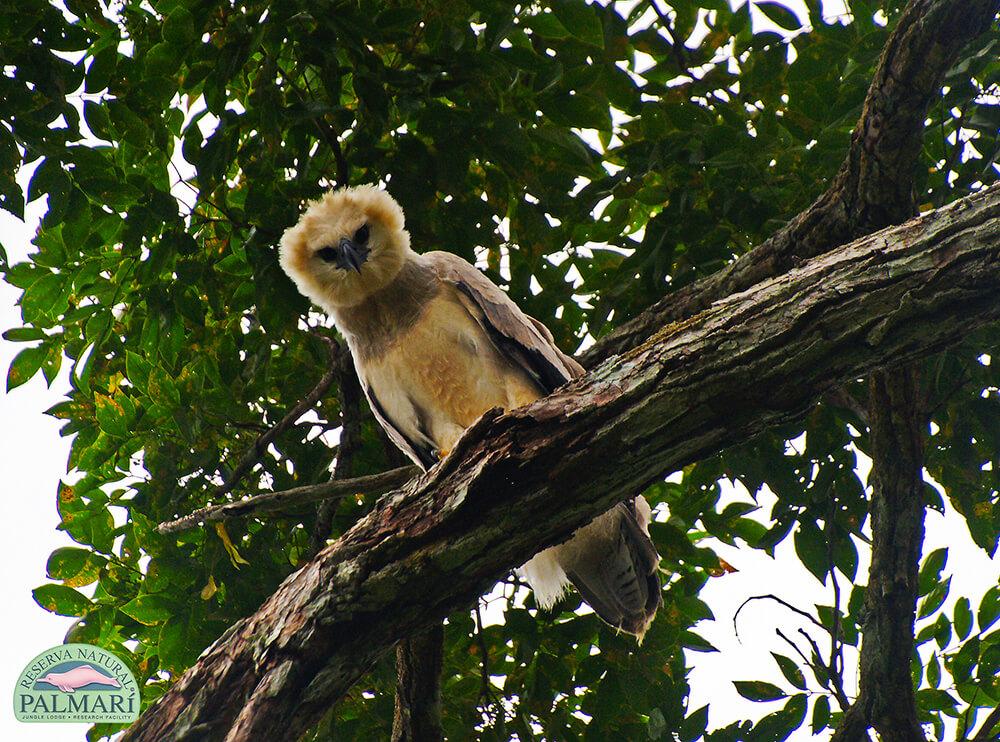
[279,185,661,637]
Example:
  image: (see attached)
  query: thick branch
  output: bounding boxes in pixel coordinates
[391,624,444,742]
[123,185,1000,742]
[155,466,418,534]
[856,369,927,742]
[581,0,999,367]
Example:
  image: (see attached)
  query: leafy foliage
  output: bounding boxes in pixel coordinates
[2,0,999,739]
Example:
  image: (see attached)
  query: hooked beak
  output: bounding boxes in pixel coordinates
[336,237,370,273]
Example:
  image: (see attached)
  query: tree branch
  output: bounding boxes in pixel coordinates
[391,623,444,742]
[581,0,1000,368]
[309,349,365,556]
[155,466,418,534]
[122,185,1000,742]
[210,335,341,502]
[833,369,928,742]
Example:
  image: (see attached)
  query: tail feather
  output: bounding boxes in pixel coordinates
[548,498,662,638]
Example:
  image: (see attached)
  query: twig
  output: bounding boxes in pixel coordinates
[276,60,349,189]
[733,594,827,642]
[775,627,813,669]
[156,465,419,534]
[474,602,503,725]
[645,0,689,74]
[826,498,843,681]
[214,335,341,500]
[797,628,850,712]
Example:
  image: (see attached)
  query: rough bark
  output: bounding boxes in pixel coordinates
[832,370,928,742]
[581,0,1000,368]
[391,623,445,742]
[121,186,1000,742]
[864,370,927,740]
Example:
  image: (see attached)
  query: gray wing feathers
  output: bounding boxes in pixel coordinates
[420,251,661,636]
[423,251,583,393]
[363,383,438,471]
[561,500,662,638]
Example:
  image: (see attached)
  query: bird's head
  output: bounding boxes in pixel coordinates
[279,185,412,309]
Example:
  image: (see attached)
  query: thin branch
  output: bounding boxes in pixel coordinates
[309,348,365,556]
[156,465,419,534]
[797,627,851,713]
[774,627,815,671]
[213,335,341,501]
[276,60,350,189]
[826,500,843,681]
[645,0,689,74]
[733,594,827,642]
[473,602,503,725]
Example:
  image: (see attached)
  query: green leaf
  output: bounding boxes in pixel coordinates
[32,584,91,616]
[771,652,807,690]
[734,680,787,702]
[159,611,202,672]
[162,6,196,46]
[678,704,708,742]
[927,652,940,688]
[551,0,604,47]
[46,546,106,587]
[121,594,176,626]
[751,694,807,741]
[20,272,68,323]
[527,12,570,40]
[951,636,980,683]
[680,630,718,653]
[954,597,973,640]
[979,585,1000,631]
[916,688,958,712]
[793,520,828,583]
[918,548,948,595]
[918,576,951,619]
[754,1,802,31]
[6,344,47,391]
[810,695,830,733]
[82,100,115,140]
[2,327,47,342]
[94,392,129,437]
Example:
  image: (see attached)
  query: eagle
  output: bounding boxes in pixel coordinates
[279,185,661,637]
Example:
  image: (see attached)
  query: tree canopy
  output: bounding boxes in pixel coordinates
[2,0,999,740]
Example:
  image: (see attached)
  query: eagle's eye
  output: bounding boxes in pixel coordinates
[316,246,339,263]
[353,223,370,245]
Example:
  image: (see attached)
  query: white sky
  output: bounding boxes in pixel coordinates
[2,1,998,740]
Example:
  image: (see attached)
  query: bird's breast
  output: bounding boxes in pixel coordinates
[359,292,539,453]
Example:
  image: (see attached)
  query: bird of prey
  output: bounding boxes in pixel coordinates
[279,185,661,637]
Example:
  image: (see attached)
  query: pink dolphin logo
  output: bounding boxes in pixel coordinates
[36,664,122,693]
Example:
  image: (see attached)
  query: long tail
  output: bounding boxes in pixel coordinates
[517,498,662,638]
